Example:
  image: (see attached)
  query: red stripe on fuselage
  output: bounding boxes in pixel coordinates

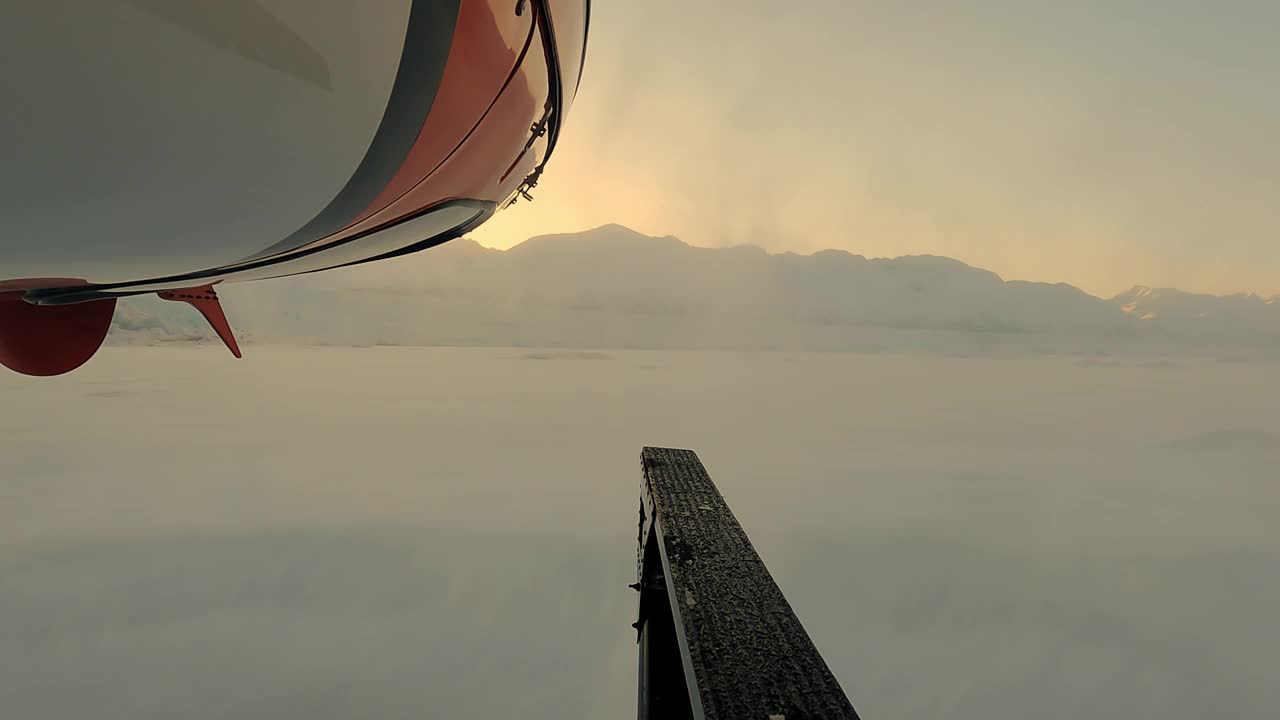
[362,31,547,220]
[350,0,533,223]
[279,0,548,252]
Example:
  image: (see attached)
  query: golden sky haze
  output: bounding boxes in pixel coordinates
[471,1,1280,298]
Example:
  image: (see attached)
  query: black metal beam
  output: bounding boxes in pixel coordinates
[634,447,861,720]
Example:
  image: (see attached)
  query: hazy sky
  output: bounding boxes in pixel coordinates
[469,1,1280,297]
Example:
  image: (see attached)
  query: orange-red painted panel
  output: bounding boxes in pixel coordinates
[0,291,115,376]
[359,31,549,227]
[353,0,533,225]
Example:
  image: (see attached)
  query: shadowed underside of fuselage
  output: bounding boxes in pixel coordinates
[0,0,588,375]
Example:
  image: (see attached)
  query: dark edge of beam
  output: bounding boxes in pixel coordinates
[637,447,861,720]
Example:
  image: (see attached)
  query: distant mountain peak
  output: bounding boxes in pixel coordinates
[113,222,1280,350]
[592,222,649,235]
[508,224,689,256]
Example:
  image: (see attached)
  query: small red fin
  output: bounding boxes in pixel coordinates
[158,285,242,358]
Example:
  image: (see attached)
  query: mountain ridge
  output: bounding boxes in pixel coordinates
[110,224,1280,354]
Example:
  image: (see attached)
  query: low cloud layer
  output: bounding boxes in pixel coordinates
[3,346,1277,718]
